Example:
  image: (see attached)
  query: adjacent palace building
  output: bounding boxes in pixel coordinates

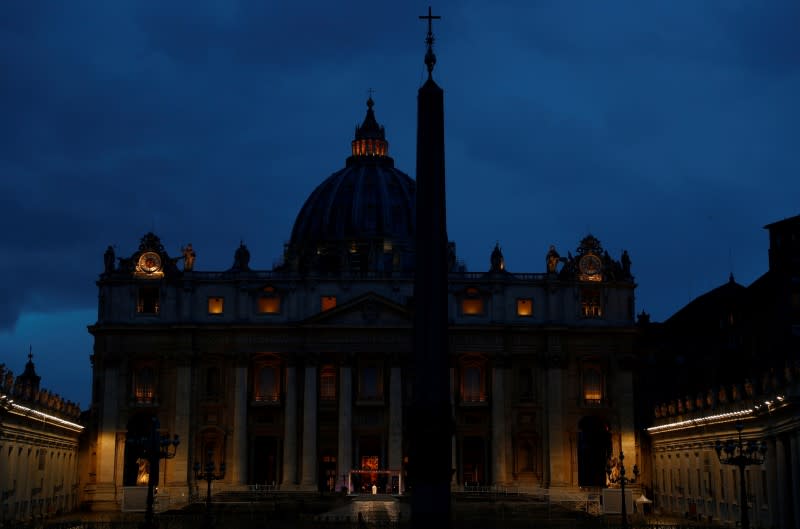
[83,97,639,510]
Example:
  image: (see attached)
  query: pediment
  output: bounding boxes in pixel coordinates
[302,292,411,326]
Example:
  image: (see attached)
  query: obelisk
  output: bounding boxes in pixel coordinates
[411,7,452,526]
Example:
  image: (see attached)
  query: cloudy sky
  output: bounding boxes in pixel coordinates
[2,1,798,407]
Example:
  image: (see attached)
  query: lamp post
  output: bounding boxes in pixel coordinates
[194,450,225,529]
[128,417,180,529]
[606,451,639,529]
[714,421,766,529]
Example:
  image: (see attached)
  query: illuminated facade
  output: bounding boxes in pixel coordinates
[0,355,84,524]
[83,99,639,511]
[642,214,800,529]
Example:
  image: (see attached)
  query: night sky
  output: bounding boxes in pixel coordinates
[2,1,798,408]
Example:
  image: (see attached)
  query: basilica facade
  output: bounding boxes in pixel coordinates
[83,98,639,510]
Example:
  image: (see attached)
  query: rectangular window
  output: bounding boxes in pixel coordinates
[516,298,533,317]
[580,287,602,318]
[207,297,224,314]
[462,298,483,315]
[582,367,603,405]
[321,296,337,311]
[134,366,156,404]
[257,296,281,314]
[137,287,160,315]
[462,287,484,315]
[320,366,336,401]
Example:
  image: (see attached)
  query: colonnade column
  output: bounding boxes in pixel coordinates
[281,365,297,489]
[337,366,352,492]
[491,364,508,485]
[776,435,788,529]
[766,437,778,529]
[389,367,403,473]
[300,364,318,490]
[229,365,248,485]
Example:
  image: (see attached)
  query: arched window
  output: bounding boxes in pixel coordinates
[256,367,279,402]
[460,359,486,404]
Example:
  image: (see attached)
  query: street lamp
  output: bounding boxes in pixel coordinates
[714,421,766,529]
[194,450,225,528]
[606,451,639,529]
[128,417,180,529]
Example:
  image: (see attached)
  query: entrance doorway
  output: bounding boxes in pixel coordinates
[462,436,486,485]
[252,437,278,487]
[577,416,611,487]
[123,414,156,486]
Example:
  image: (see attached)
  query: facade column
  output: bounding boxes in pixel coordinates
[337,366,352,492]
[229,366,248,485]
[281,366,297,489]
[776,435,788,529]
[300,364,318,490]
[388,367,403,472]
[169,365,191,488]
[491,365,508,484]
[763,437,778,529]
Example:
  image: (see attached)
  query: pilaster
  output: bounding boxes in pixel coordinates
[491,365,507,484]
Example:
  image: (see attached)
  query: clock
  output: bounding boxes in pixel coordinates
[138,252,162,274]
[579,254,602,276]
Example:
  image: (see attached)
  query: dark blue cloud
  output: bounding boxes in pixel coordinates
[1,1,798,404]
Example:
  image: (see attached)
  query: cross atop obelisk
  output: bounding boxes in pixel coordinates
[419,6,441,78]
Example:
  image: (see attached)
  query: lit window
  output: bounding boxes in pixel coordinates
[208,297,224,314]
[580,288,602,318]
[134,366,156,404]
[137,287,160,315]
[255,366,280,402]
[320,365,337,401]
[516,298,533,317]
[258,286,281,314]
[582,367,603,405]
[321,296,337,311]
[462,287,484,316]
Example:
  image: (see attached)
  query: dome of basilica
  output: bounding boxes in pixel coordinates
[284,98,417,275]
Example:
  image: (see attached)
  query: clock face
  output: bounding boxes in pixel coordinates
[579,254,602,276]
[138,252,162,274]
